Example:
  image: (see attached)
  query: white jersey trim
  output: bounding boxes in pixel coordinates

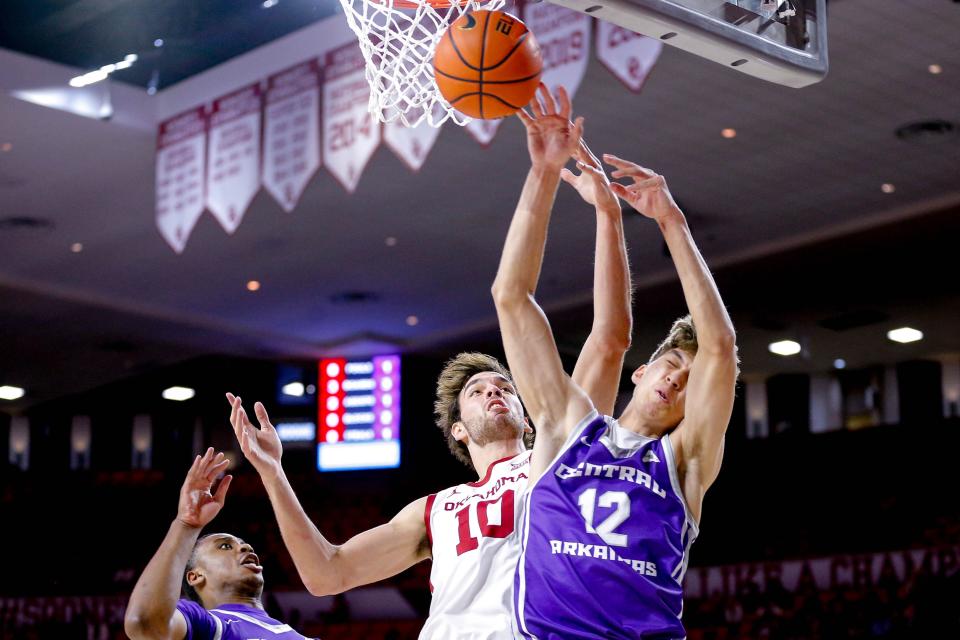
[210,609,294,634]
[662,432,699,584]
[516,408,599,640]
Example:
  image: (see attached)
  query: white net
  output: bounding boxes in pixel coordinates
[337,0,506,128]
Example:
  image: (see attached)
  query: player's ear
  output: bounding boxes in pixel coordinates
[631,364,647,385]
[186,569,205,589]
[451,421,468,443]
[522,417,533,434]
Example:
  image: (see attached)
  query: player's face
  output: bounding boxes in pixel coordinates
[631,349,693,431]
[190,533,264,597]
[456,371,527,445]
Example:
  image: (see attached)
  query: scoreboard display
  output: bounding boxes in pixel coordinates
[317,355,401,471]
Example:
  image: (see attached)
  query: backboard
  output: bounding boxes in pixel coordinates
[546,0,828,87]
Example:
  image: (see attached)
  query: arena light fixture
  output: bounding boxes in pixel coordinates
[71,242,83,253]
[69,54,138,88]
[162,386,195,401]
[768,340,801,356]
[928,64,942,75]
[833,358,846,369]
[887,327,923,344]
[282,382,305,397]
[721,128,737,139]
[0,386,26,401]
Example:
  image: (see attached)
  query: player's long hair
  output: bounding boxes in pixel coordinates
[434,352,530,470]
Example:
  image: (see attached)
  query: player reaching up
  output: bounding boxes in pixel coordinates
[125,448,314,640]
[224,117,633,638]
[492,84,738,638]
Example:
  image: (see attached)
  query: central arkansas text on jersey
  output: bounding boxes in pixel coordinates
[419,451,531,640]
[514,412,698,639]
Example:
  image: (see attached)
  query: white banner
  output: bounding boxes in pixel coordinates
[384,104,444,172]
[596,23,661,92]
[155,107,207,253]
[465,118,503,147]
[523,2,590,100]
[263,61,322,212]
[685,545,960,599]
[323,44,380,193]
[206,83,262,234]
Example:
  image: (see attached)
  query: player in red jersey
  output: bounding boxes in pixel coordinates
[225,106,634,639]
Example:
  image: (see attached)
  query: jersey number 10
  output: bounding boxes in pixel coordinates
[455,489,516,555]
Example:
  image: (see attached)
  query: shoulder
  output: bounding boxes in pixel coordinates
[175,600,219,640]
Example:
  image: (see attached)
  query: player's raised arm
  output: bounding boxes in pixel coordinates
[565,142,633,417]
[226,394,430,596]
[491,84,593,464]
[125,449,231,640]
[606,156,737,512]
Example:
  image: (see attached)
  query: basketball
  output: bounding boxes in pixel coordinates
[433,10,542,119]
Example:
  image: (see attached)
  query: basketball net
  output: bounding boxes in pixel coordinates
[337,0,506,127]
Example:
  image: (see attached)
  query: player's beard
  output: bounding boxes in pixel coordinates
[228,571,265,601]
[462,411,523,447]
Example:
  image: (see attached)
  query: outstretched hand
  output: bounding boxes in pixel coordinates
[604,154,682,223]
[561,141,620,214]
[227,392,282,479]
[517,84,584,171]
[177,447,232,529]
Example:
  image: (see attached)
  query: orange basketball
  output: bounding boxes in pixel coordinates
[433,10,542,119]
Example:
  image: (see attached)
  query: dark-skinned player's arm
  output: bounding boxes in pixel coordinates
[607,155,737,522]
[226,394,430,596]
[491,84,593,483]
[567,141,633,417]
[125,448,231,640]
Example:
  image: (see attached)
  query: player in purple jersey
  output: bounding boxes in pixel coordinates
[493,84,738,639]
[125,448,313,640]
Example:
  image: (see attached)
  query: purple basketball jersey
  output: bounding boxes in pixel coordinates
[177,600,313,639]
[514,412,698,639]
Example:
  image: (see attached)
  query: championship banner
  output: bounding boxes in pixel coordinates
[384,104,444,172]
[263,61,322,212]
[155,107,207,253]
[206,83,262,234]
[323,44,381,193]
[465,118,502,148]
[596,24,662,92]
[522,2,590,99]
[684,544,960,599]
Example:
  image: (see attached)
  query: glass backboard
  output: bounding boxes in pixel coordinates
[547,0,828,87]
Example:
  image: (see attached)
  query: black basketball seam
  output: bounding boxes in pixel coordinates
[481,33,532,72]
[449,91,524,111]
[434,69,542,85]
[448,19,482,72]
[479,11,491,119]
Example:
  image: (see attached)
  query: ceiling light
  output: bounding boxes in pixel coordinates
[928,64,942,75]
[71,242,83,253]
[69,54,138,88]
[154,38,164,48]
[406,315,419,326]
[0,386,26,401]
[385,236,397,247]
[1,143,11,152]
[162,386,195,401]
[887,327,922,344]
[282,382,305,397]
[263,0,279,7]
[721,128,737,139]
[833,358,846,369]
[247,280,261,292]
[768,340,801,356]
[881,183,896,194]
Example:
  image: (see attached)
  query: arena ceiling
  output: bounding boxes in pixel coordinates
[0,0,959,410]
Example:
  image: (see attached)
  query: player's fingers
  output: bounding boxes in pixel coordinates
[538,83,556,115]
[556,85,571,119]
[239,405,255,430]
[626,176,664,192]
[208,458,230,482]
[609,182,635,201]
[187,454,202,479]
[580,140,602,167]
[254,402,275,432]
[560,167,576,185]
[529,92,544,118]
[572,116,584,143]
[516,108,534,127]
[602,153,635,169]
[213,474,233,506]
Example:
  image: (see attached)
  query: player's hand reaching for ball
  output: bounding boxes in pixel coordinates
[604,155,683,224]
[227,393,283,479]
[561,141,620,215]
[517,84,584,172]
[177,447,232,529]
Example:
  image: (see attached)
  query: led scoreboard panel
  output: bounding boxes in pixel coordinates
[318,355,400,471]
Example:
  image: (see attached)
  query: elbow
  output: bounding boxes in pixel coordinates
[304,574,345,597]
[593,326,632,355]
[702,327,736,355]
[491,281,530,310]
[123,612,159,640]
